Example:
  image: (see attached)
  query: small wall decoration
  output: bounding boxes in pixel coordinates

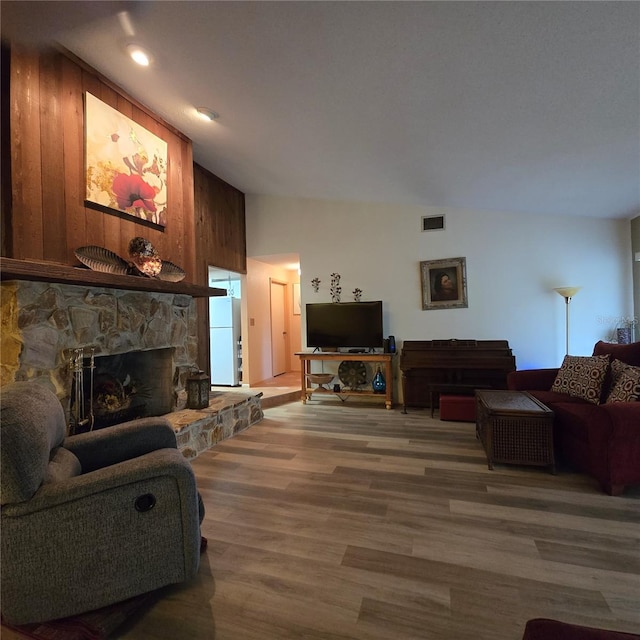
[311,277,321,293]
[353,288,362,302]
[85,92,168,227]
[420,257,468,310]
[330,273,342,303]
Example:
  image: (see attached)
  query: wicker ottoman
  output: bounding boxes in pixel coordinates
[475,390,555,473]
[440,395,476,422]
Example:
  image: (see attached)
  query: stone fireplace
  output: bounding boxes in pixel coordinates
[1,280,200,427]
[1,273,265,458]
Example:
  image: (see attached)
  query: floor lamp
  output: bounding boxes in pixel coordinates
[554,286,581,355]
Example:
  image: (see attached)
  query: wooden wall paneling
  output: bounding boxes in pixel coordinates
[10,46,44,260]
[38,53,67,263]
[161,132,182,268]
[61,55,86,263]
[210,179,225,262]
[206,178,222,267]
[81,69,106,250]
[234,189,246,273]
[192,163,246,378]
[1,43,12,257]
[193,163,209,378]
[181,144,208,373]
[220,184,246,274]
[223,181,246,273]
[193,163,246,276]
[182,140,196,283]
[193,163,207,281]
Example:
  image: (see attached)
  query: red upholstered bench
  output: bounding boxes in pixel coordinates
[439,395,476,422]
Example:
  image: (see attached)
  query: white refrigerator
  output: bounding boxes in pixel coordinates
[209,296,242,386]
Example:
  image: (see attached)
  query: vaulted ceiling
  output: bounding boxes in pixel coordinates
[2,1,639,220]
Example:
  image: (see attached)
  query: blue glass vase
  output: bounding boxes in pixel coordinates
[372,366,386,394]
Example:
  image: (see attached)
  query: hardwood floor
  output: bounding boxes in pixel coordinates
[119,400,638,638]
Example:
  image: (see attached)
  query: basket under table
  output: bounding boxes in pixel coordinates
[475,390,555,473]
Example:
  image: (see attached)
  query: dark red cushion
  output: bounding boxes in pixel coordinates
[523,618,640,640]
[507,368,559,392]
[525,390,589,409]
[592,341,640,367]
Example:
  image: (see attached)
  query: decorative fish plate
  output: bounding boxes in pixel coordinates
[157,260,186,282]
[74,246,130,275]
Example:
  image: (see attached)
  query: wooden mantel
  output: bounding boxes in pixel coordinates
[0,258,225,298]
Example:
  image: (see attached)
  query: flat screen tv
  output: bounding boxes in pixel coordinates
[306,301,383,350]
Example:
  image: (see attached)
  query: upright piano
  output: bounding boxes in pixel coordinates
[400,339,516,413]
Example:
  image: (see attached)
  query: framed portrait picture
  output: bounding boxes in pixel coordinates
[84,92,168,227]
[420,257,468,310]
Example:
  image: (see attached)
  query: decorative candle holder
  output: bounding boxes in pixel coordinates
[186,369,210,409]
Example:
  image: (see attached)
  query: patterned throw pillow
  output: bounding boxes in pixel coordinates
[551,354,610,404]
[605,360,640,403]
[609,358,629,383]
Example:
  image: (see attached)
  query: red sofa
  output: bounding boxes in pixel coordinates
[507,341,640,496]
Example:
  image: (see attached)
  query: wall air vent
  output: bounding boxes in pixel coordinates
[421,215,445,232]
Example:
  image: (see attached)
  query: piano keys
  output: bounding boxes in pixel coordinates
[400,339,516,413]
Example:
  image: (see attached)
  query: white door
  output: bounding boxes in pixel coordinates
[270,280,287,377]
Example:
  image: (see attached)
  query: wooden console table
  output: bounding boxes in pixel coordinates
[295,352,394,409]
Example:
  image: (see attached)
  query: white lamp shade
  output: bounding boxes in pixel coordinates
[554,286,581,299]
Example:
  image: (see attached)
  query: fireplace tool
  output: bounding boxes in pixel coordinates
[69,347,95,433]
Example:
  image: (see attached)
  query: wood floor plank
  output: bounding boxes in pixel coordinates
[341,544,615,615]
[534,539,640,574]
[115,402,639,639]
[212,541,451,618]
[201,518,348,565]
[449,499,640,537]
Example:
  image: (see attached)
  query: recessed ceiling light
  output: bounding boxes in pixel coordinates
[196,107,219,122]
[127,44,152,66]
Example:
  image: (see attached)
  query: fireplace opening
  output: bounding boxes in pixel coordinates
[70,348,175,433]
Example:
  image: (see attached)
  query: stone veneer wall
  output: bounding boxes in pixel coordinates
[0,281,199,421]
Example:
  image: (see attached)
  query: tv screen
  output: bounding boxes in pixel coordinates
[306,301,383,349]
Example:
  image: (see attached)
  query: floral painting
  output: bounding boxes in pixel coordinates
[84,92,168,227]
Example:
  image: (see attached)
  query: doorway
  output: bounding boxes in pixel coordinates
[270,279,287,377]
[208,267,243,385]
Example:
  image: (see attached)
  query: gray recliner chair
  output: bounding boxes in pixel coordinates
[1,381,203,625]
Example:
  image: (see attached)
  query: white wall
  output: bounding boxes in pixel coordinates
[246,195,634,372]
[632,215,640,331]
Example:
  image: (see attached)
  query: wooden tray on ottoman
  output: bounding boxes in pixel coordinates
[475,390,555,473]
